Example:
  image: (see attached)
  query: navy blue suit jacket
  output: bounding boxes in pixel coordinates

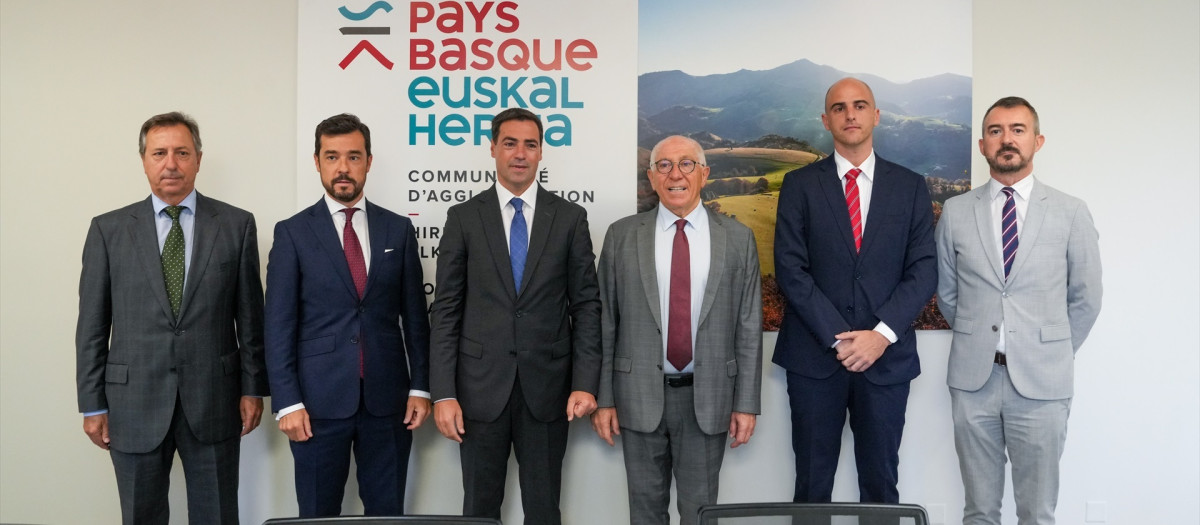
[265,198,430,419]
[772,155,937,385]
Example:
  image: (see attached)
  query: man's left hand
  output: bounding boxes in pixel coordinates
[834,330,889,372]
[404,396,432,430]
[240,396,264,436]
[566,391,597,421]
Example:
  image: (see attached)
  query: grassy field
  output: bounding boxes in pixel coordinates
[708,192,779,277]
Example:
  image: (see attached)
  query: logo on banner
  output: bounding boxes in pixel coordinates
[337,1,395,69]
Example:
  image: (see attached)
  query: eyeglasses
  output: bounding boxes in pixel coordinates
[653,159,703,175]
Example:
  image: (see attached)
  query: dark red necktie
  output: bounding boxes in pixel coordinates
[845,168,863,252]
[667,219,692,371]
[342,208,366,376]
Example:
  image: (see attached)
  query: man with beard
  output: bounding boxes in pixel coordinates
[265,113,431,516]
[936,97,1102,525]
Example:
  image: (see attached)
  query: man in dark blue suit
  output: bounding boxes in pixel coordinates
[773,78,937,503]
[265,113,431,516]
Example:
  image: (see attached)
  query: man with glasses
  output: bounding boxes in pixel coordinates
[773,78,938,504]
[592,135,763,525]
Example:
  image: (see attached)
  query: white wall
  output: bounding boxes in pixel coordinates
[1,1,1196,524]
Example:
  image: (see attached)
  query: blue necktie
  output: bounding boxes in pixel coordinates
[510,197,528,293]
[1001,187,1018,280]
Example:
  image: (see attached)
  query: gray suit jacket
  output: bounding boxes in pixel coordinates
[936,178,1102,400]
[596,207,763,435]
[76,193,268,453]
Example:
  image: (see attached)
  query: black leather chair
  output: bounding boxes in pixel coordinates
[697,502,930,525]
[263,516,502,525]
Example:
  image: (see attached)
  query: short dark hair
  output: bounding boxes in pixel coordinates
[139,111,201,156]
[984,96,1041,135]
[314,113,372,157]
[490,108,543,144]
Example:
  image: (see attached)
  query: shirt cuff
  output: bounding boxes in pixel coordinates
[275,402,305,420]
[874,321,898,344]
[82,409,108,417]
[409,390,430,399]
[434,397,457,404]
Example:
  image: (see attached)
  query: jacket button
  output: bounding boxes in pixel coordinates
[845,306,854,313]
[358,306,366,313]
[991,325,999,332]
[350,336,359,344]
[174,329,185,336]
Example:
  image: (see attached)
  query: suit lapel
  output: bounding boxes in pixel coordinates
[972,187,1006,284]
[697,209,726,327]
[817,157,859,256]
[130,198,176,323]
[305,199,359,299]
[1007,180,1047,284]
[179,193,219,320]
[636,212,662,331]
[859,160,894,258]
[364,202,389,299]
[521,186,557,297]
[475,187,518,301]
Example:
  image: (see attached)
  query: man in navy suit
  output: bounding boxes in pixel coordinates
[773,78,937,503]
[265,113,431,516]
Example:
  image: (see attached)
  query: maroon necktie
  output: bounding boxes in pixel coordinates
[342,208,366,376]
[667,219,692,371]
[845,168,863,252]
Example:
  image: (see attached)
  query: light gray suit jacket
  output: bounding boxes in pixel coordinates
[597,207,763,435]
[76,193,269,453]
[936,178,1102,400]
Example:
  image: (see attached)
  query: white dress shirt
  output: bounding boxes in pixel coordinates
[831,151,898,345]
[495,180,537,250]
[277,194,428,421]
[989,174,1035,355]
[654,203,711,374]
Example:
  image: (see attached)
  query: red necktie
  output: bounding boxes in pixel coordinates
[342,208,366,376]
[845,169,863,252]
[667,219,692,371]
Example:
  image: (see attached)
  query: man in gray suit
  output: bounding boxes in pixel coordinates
[592,135,763,525]
[936,97,1102,525]
[77,112,268,524]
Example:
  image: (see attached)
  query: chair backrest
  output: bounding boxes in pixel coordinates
[697,502,930,525]
[263,517,502,525]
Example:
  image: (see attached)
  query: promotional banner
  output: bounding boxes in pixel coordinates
[298,0,637,299]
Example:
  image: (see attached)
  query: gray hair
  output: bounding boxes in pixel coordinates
[139,111,202,156]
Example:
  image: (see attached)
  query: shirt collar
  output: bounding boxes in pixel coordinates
[989,174,1035,201]
[151,190,198,215]
[496,180,538,212]
[832,150,877,183]
[324,193,368,216]
[656,201,708,232]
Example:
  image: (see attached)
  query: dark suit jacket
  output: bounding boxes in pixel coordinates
[773,155,937,385]
[429,185,601,423]
[597,208,763,435]
[76,193,268,453]
[264,199,429,419]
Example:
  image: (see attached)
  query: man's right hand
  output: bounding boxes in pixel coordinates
[434,399,466,443]
[591,407,620,447]
[279,408,313,442]
[83,414,110,450]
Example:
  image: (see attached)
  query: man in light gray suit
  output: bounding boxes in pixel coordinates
[592,135,763,525]
[77,112,268,524]
[936,97,1102,525]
